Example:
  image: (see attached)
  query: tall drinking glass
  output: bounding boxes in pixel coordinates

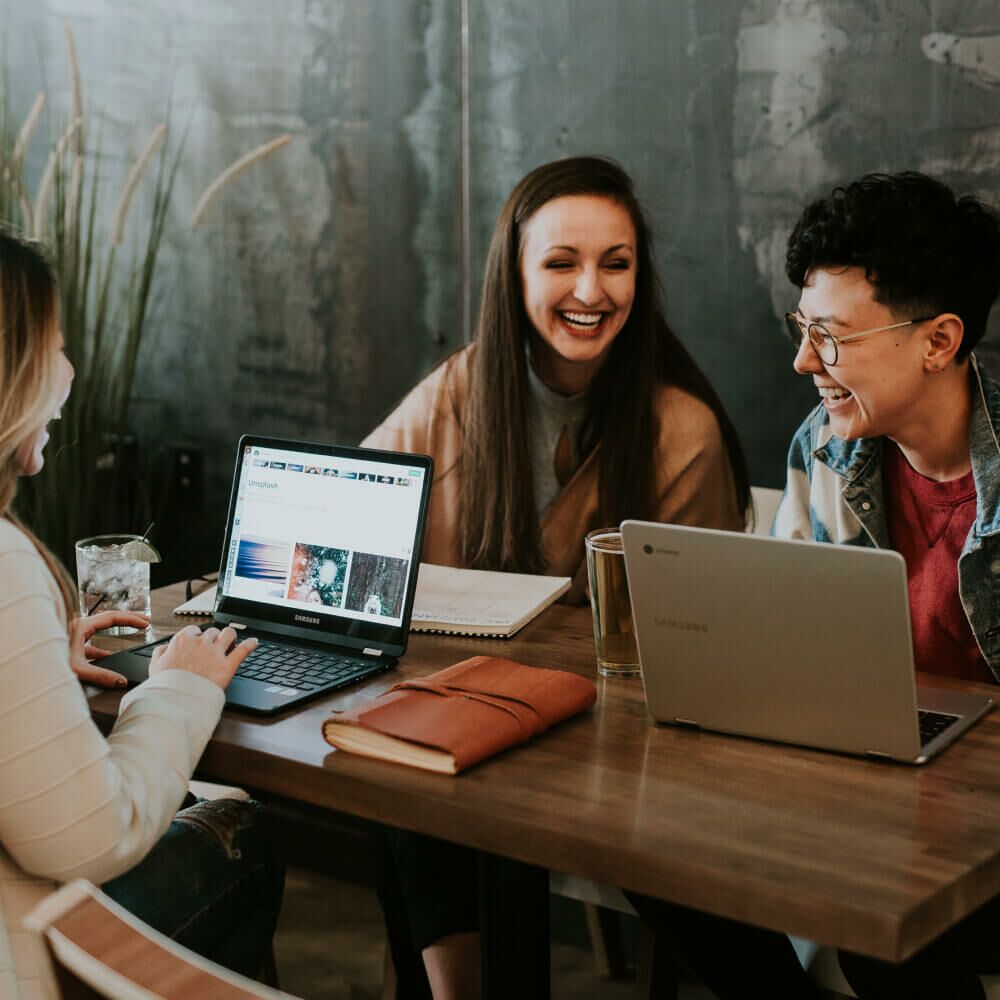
[585,528,640,678]
[75,534,152,635]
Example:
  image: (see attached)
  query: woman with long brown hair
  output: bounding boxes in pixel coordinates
[0,230,283,998]
[365,156,750,998]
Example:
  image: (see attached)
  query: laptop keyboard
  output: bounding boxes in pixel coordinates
[132,637,381,694]
[234,640,379,692]
[918,709,960,746]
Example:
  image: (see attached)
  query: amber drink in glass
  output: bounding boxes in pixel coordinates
[585,529,640,678]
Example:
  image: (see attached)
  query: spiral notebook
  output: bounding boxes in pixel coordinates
[173,584,218,615]
[175,564,570,637]
[409,564,571,638]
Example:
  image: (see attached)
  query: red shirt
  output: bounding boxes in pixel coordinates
[884,442,991,683]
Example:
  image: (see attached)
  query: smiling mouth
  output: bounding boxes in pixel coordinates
[558,310,606,333]
[818,385,853,407]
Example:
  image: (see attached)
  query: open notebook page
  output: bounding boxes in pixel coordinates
[411,563,571,637]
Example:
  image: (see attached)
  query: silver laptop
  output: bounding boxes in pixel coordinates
[621,521,994,764]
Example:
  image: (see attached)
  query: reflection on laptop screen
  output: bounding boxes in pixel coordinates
[219,443,426,628]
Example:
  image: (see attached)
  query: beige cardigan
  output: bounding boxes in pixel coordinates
[0,519,225,1000]
[364,346,743,603]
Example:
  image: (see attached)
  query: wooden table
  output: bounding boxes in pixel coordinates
[89,581,1000,996]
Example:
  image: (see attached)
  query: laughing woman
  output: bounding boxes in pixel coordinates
[366,155,748,602]
[0,231,284,999]
[364,156,750,999]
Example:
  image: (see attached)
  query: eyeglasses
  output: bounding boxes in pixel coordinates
[783,313,935,366]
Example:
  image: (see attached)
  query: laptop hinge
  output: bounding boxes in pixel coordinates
[363,647,383,657]
[864,749,894,761]
[673,718,702,730]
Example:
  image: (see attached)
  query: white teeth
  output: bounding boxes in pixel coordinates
[818,386,852,401]
[561,311,602,328]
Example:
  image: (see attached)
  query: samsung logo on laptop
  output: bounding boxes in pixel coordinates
[654,617,708,634]
[294,614,321,625]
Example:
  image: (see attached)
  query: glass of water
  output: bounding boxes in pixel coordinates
[75,534,152,635]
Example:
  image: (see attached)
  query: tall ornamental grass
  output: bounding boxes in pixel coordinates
[6,24,290,563]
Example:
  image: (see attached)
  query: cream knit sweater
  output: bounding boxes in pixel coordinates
[0,518,225,999]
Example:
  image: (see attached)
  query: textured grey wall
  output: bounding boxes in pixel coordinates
[466,0,1000,482]
[4,0,460,565]
[5,1,1000,567]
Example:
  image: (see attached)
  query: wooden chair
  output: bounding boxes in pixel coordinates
[748,485,782,536]
[24,879,296,1000]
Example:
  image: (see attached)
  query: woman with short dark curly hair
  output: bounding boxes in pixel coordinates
[632,171,1000,1000]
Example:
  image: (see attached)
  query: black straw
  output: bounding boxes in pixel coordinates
[85,524,154,617]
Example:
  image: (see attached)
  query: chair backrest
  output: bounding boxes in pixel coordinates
[748,486,782,536]
[25,880,295,1000]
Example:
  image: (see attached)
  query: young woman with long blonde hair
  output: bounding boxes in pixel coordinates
[0,230,283,998]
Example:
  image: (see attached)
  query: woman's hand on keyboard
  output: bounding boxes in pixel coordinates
[149,625,258,690]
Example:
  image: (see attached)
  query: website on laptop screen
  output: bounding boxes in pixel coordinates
[219,443,426,628]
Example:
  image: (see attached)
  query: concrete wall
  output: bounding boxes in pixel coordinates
[466,0,1000,478]
[6,0,1000,567]
[4,0,460,565]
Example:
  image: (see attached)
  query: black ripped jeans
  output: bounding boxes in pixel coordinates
[102,797,285,979]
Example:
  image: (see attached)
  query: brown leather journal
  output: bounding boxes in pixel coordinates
[321,655,597,774]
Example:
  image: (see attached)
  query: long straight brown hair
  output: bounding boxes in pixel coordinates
[0,230,78,620]
[459,156,750,572]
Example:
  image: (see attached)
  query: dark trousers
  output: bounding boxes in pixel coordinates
[628,890,1000,1000]
[626,893,826,1000]
[102,797,285,980]
[839,891,1000,999]
[375,827,479,999]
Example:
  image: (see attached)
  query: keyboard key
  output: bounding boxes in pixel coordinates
[225,639,384,696]
[918,710,960,746]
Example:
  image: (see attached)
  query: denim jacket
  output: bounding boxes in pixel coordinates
[773,355,1000,682]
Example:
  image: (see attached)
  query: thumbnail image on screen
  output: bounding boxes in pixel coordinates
[344,552,409,619]
[235,536,289,587]
[287,542,348,609]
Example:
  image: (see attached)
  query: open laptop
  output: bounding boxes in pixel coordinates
[621,521,994,764]
[103,435,433,715]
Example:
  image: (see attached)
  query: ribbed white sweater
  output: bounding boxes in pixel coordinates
[0,518,225,999]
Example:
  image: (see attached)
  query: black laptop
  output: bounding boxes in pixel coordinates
[103,435,433,714]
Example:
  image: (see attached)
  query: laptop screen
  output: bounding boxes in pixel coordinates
[214,436,433,655]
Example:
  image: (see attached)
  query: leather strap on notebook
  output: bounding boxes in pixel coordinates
[386,678,544,739]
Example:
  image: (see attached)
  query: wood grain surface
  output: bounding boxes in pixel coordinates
[88,580,1000,962]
